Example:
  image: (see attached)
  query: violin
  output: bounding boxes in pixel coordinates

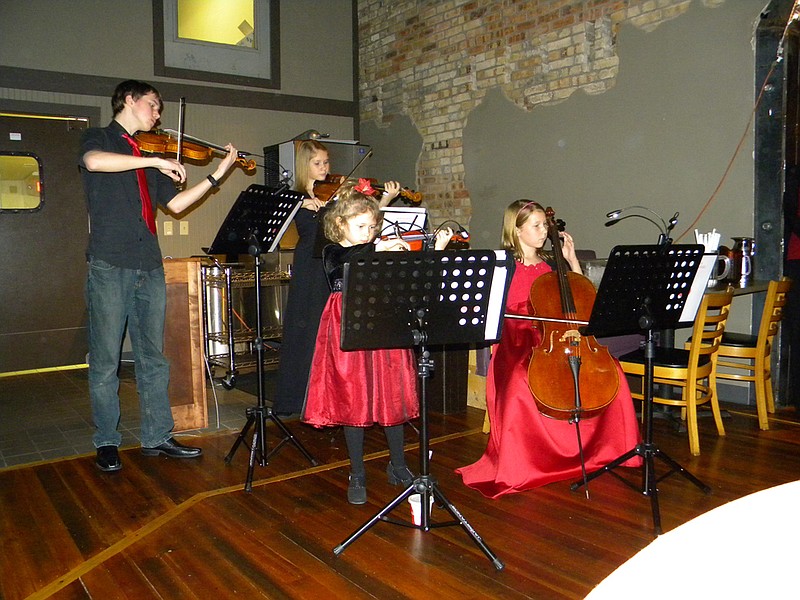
[312,174,347,203]
[372,179,422,204]
[134,129,256,171]
[313,174,422,204]
[379,229,469,251]
[526,207,618,420]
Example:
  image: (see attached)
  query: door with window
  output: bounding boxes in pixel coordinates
[0,113,89,372]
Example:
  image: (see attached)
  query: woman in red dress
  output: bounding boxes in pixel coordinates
[456,200,641,498]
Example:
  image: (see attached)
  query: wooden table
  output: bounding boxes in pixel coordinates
[586,480,800,598]
[705,279,770,296]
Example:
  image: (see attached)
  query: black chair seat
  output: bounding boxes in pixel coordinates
[688,331,757,349]
[619,347,711,370]
[719,331,757,348]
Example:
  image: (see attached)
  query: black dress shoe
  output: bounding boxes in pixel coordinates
[141,437,202,459]
[347,473,367,505]
[387,462,414,487]
[273,411,300,419]
[96,445,122,472]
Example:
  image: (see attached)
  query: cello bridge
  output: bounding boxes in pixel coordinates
[559,329,582,344]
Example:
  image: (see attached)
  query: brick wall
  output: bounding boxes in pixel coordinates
[357,0,725,225]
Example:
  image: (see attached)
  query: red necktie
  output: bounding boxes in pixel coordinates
[122,133,157,235]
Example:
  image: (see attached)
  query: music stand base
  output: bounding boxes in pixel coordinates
[221,236,319,492]
[225,404,319,492]
[570,441,711,535]
[333,474,505,571]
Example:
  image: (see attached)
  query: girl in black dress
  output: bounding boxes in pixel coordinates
[272,142,400,415]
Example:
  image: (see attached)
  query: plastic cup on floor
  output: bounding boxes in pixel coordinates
[408,493,433,525]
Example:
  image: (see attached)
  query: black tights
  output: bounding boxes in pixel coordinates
[343,425,407,476]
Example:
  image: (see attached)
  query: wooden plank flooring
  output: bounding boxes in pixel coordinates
[2,405,800,599]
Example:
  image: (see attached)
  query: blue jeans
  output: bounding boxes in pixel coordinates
[86,257,174,448]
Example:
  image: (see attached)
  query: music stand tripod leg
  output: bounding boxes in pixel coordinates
[224,412,255,463]
[332,342,504,570]
[427,480,505,570]
[224,237,317,491]
[652,447,711,493]
[571,327,710,536]
[265,409,319,466]
[245,412,267,492]
[333,484,417,556]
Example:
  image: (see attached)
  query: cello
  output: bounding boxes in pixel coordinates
[526,207,618,420]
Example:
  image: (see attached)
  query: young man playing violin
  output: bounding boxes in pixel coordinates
[79,79,239,472]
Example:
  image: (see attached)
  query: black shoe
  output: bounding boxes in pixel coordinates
[141,437,202,459]
[387,462,414,487]
[347,473,367,505]
[96,445,122,472]
[273,411,300,420]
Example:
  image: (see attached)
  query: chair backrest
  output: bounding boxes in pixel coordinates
[756,277,792,352]
[687,286,735,365]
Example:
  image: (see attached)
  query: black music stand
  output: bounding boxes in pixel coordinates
[331,250,513,571]
[209,185,318,491]
[570,244,710,534]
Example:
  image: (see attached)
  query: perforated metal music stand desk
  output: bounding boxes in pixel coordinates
[208,184,318,491]
[572,244,709,535]
[331,249,513,570]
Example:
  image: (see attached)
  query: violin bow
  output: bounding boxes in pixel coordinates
[325,148,374,202]
[176,97,185,164]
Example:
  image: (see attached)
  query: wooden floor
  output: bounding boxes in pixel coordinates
[2,402,800,600]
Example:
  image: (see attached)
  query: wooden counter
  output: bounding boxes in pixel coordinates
[164,257,208,431]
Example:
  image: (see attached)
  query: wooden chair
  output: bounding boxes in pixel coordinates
[715,278,792,431]
[618,287,734,456]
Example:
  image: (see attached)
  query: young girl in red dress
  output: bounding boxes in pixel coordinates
[456,200,641,498]
[302,179,452,504]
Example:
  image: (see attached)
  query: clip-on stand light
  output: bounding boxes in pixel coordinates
[206,184,319,491]
[331,249,513,570]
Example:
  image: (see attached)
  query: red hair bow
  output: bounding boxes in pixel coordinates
[354,178,376,196]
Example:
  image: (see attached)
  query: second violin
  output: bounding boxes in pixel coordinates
[379,229,469,251]
[314,174,421,204]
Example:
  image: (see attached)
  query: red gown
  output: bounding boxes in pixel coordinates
[456,261,641,498]
[302,243,419,428]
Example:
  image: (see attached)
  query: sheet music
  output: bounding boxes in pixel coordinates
[380,206,428,236]
[265,189,304,253]
[485,250,509,340]
[679,253,716,323]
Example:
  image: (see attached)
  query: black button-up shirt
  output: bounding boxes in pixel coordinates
[79,120,177,270]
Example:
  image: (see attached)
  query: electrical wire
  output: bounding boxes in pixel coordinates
[674,5,799,241]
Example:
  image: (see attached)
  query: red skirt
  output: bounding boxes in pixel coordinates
[303,293,419,427]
